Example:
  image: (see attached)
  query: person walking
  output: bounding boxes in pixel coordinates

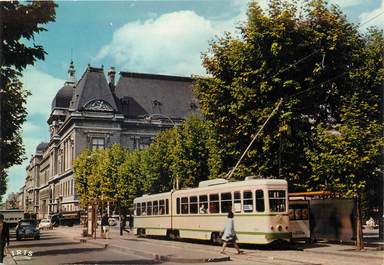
[221,211,243,255]
[101,214,110,239]
[128,213,134,230]
[0,214,10,265]
[120,214,129,236]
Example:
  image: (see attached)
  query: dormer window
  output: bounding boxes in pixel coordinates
[152,100,162,106]
[84,99,113,112]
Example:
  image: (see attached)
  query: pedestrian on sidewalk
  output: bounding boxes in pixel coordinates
[220,211,243,255]
[120,214,129,236]
[128,212,134,230]
[0,214,10,265]
[101,214,110,239]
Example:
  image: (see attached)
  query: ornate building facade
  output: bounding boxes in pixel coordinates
[22,62,198,219]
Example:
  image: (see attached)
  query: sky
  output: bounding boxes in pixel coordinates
[3,0,383,201]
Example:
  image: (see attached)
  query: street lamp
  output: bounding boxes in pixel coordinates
[144,113,180,189]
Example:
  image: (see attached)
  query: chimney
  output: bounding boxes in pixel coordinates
[108,66,116,93]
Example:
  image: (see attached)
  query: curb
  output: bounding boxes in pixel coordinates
[80,237,231,263]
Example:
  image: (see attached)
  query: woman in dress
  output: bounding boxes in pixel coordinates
[221,211,243,254]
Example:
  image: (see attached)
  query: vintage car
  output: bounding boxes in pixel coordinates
[16,219,40,240]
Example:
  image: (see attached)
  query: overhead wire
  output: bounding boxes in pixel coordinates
[224,10,384,178]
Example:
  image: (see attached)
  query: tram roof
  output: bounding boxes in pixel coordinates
[133,178,287,202]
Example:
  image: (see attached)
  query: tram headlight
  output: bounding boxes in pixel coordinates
[270,226,274,231]
[285,226,288,230]
[277,225,283,232]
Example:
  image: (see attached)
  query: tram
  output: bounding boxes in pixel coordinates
[133,177,290,244]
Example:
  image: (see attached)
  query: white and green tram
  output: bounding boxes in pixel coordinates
[133,177,290,244]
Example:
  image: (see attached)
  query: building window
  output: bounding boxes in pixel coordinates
[91,138,105,150]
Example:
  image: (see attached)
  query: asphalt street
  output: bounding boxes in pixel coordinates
[5,229,159,265]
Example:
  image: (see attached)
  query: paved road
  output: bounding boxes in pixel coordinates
[6,229,159,265]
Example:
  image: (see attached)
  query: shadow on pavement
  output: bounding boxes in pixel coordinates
[144,235,305,251]
[67,260,161,264]
[11,236,62,242]
[33,247,103,256]
[10,241,80,249]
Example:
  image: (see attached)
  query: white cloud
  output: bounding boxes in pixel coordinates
[22,67,65,118]
[359,0,384,29]
[4,68,64,200]
[95,8,249,76]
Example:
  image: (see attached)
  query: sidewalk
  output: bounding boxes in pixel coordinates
[300,241,384,260]
[4,247,17,265]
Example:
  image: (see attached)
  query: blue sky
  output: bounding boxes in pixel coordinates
[3,0,383,201]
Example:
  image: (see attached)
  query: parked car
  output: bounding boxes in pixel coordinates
[16,219,40,240]
[39,218,53,230]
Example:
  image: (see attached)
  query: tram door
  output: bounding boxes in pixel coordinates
[288,199,311,242]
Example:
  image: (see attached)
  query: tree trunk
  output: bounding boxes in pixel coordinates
[356,193,364,250]
[380,76,384,240]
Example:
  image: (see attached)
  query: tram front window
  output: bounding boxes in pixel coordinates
[269,190,286,212]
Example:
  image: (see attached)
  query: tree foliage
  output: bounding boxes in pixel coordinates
[73,116,221,207]
[306,28,384,197]
[0,1,56,200]
[193,0,383,198]
[5,192,18,209]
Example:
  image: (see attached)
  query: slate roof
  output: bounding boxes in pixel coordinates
[115,72,198,119]
[36,142,48,153]
[51,85,74,111]
[69,66,118,112]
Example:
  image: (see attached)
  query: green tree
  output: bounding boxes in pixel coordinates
[73,149,94,206]
[193,0,371,190]
[172,115,223,188]
[306,28,384,246]
[0,1,56,200]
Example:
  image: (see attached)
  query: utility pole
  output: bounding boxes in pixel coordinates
[0,3,3,181]
[355,192,364,250]
[380,70,384,240]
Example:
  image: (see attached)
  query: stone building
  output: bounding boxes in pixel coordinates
[22,62,198,219]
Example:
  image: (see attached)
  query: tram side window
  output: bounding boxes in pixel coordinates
[159,200,165,215]
[181,197,189,214]
[255,190,265,212]
[136,203,141,216]
[243,191,253,212]
[233,191,241,213]
[177,198,180,215]
[153,201,158,215]
[209,194,219,214]
[141,202,147,216]
[199,195,208,214]
[166,199,169,214]
[147,201,153,215]
[269,190,286,212]
[190,196,198,214]
[289,204,308,220]
[221,192,232,213]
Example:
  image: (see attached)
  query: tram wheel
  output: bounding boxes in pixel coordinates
[211,232,223,245]
[167,230,179,240]
[137,228,146,237]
